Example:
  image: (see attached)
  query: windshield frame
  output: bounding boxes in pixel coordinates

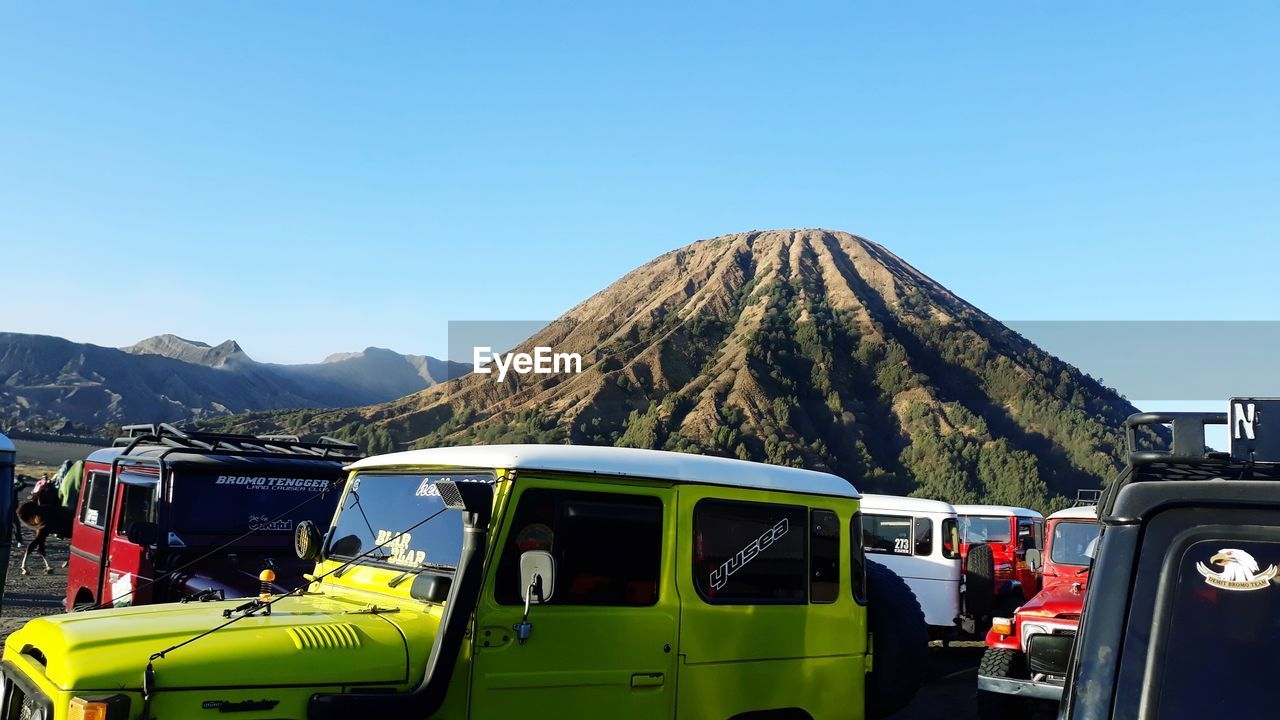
[324,470,495,572]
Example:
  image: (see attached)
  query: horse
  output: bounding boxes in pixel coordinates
[16,485,73,575]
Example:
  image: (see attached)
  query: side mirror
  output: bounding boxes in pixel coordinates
[513,550,555,645]
[1025,548,1042,572]
[294,520,324,561]
[126,521,160,546]
[519,550,556,604]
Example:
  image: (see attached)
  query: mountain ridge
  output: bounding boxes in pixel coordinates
[0,332,467,432]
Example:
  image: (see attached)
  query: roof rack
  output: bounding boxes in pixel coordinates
[1074,488,1102,507]
[112,423,362,461]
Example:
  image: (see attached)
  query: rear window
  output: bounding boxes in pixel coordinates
[1152,539,1280,716]
[960,516,1011,544]
[80,472,110,528]
[694,499,807,604]
[863,514,912,556]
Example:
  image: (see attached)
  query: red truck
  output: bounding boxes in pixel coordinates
[954,504,1044,618]
[66,424,360,611]
[976,504,1100,718]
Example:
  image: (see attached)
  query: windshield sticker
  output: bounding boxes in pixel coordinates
[85,509,99,526]
[375,529,428,567]
[516,523,554,552]
[415,478,439,497]
[1196,548,1278,591]
[710,518,789,590]
[248,515,294,532]
[214,476,332,492]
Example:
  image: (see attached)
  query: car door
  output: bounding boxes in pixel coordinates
[470,480,676,720]
[102,475,158,606]
[66,469,111,610]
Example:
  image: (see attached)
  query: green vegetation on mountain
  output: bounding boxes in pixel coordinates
[203,229,1143,512]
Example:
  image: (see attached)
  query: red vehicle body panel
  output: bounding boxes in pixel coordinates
[959,512,1043,601]
[984,515,1096,650]
[66,447,349,612]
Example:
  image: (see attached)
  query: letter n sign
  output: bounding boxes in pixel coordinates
[1230,397,1280,461]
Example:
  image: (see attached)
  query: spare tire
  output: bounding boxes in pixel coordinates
[965,543,995,623]
[866,559,929,719]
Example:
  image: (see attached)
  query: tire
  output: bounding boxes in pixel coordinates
[71,601,96,612]
[965,544,995,623]
[865,560,929,719]
[976,648,1032,720]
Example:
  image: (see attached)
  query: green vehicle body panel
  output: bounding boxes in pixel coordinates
[2,466,870,719]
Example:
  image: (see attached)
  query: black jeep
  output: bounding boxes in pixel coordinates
[1059,398,1280,719]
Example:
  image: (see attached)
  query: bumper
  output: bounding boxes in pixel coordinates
[1,659,54,719]
[977,673,1065,702]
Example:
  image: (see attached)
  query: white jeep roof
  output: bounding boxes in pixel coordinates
[1047,505,1098,521]
[953,504,1043,519]
[858,493,957,516]
[348,444,859,499]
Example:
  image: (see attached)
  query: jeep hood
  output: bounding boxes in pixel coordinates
[5,594,439,692]
[1019,580,1086,618]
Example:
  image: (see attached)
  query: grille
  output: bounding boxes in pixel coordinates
[286,623,363,651]
[1054,628,1078,638]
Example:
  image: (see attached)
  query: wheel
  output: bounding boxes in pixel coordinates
[977,647,1032,720]
[865,560,929,719]
[966,543,995,623]
[71,601,96,612]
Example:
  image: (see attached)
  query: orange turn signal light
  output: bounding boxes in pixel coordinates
[69,697,108,720]
[991,617,1014,636]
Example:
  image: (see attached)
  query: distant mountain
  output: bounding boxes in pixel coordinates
[211,229,1143,509]
[0,332,467,431]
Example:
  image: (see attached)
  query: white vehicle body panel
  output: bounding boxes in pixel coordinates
[860,494,962,628]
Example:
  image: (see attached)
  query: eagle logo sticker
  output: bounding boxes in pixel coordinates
[1196,548,1278,591]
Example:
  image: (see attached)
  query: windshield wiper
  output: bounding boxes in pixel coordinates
[386,560,453,588]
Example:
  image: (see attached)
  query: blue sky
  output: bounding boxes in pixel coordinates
[3,3,1277,368]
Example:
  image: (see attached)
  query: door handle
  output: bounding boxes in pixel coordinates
[630,673,664,689]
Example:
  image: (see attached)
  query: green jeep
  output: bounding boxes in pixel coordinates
[1,445,926,719]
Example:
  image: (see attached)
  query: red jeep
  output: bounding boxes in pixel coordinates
[955,505,1044,613]
[976,504,1100,717]
[66,424,359,611]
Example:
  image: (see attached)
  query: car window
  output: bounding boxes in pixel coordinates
[1150,539,1280,717]
[941,518,960,559]
[80,472,110,528]
[496,489,663,606]
[1017,518,1038,550]
[117,484,155,535]
[694,499,806,604]
[1050,520,1099,566]
[851,512,867,603]
[863,514,912,556]
[914,517,933,556]
[810,509,840,603]
[960,516,1012,544]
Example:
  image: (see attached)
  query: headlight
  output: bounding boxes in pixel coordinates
[1020,622,1049,651]
[69,695,129,720]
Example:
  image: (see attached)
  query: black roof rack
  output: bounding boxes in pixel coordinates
[1098,411,1279,516]
[1073,489,1102,507]
[112,423,362,462]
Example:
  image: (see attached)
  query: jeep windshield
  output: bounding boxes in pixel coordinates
[326,473,489,570]
[1050,520,1099,566]
[960,516,1012,544]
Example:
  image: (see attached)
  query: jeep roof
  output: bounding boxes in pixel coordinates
[953,504,1043,519]
[859,493,957,515]
[348,444,859,498]
[1046,505,1097,521]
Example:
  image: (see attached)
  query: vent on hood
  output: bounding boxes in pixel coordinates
[287,623,363,651]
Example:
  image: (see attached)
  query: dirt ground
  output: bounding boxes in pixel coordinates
[0,537,1049,719]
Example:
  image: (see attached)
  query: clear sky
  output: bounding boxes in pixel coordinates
[3,2,1277,366]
